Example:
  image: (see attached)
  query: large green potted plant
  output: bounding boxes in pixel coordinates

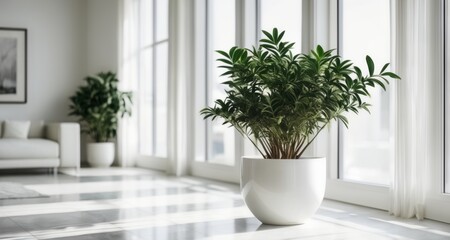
[69,71,132,167]
[201,29,400,225]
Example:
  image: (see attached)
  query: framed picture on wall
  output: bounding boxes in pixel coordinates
[0,27,27,103]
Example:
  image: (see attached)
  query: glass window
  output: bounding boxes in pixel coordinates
[208,0,236,164]
[339,0,392,185]
[156,0,168,42]
[260,0,302,51]
[139,48,154,155]
[240,0,304,157]
[137,0,169,157]
[154,42,168,157]
[195,0,236,165]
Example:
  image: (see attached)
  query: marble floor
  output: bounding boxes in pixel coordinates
[0,168,449,240]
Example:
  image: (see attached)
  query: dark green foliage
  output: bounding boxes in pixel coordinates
[201,28,400,159]
[69,71,133,142]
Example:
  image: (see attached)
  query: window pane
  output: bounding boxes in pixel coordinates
[260,0,302,51]
[246,0,303,157]
[201,0,236,165]
[339,0,392,185]
[194,2,207,162]
[139,0,153,47]
[139,48,153,155]
[156,0,168,41]
[154,42,168,157]
[137,0,168,158]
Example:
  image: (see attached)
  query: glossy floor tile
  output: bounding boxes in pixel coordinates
[0,168,449,240]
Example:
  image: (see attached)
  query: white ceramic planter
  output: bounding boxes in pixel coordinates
[87,142,115,167]
[241,157,326,225]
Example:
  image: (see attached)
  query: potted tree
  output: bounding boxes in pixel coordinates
[201,29,400,225]
[69,71,132,167]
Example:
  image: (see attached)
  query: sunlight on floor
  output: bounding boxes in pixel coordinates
[31,207,253,239]
[0,168,449,240]
[26,179,191,195]
[59,167,158,177]
[0,193,225,217]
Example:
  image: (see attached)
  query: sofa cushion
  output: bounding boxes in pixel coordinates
[2,121,31,139]
[0,120,45,138]
[29,121,45,138]
[0,139,59,159]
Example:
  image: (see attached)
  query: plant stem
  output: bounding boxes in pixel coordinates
[298,123,327,157]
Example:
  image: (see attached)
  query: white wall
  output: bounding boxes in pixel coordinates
[84,0,120,164]
[0,0,120,164]
[0,0,87,121]
[86,0,119,75]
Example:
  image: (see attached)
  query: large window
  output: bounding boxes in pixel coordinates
[259,0,302,51]
[195,0,236,166]
[338,0,393,185]
[235,0,305,157]
[127,0,450,222]
[137,0,169,157]
[194,0,306,167]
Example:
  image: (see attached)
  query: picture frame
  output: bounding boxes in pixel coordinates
[0,27,27,103]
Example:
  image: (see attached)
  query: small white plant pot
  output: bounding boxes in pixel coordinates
[87,142,115,167]
[241,157,326,225]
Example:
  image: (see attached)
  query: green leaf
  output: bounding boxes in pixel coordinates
[381,72,401,79]
[276,30,285,44]
[337,115,349,128]
[317,45,324,57]
[371,78,387,91]
[366,55,375,76]
[216,50,230,58]
[262,30,273,41]
[229,46,238,59]
[68,71,133,142]
[277,116,284,125]
[272,28,279,42]
[217,58,233,65]
[380,63,390,73]
[200,28,400,159]
[354,66,362,79]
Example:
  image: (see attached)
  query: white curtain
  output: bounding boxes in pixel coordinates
[166,0,193,176]
[390,0,441,219]
[117,0,192,174]
[117,0,139,167]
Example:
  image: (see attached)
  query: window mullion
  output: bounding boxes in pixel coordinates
[137,0,144,155]
[151,0,157,155]
[204,0,211,161]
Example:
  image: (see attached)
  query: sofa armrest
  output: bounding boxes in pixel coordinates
[46,122,80,168]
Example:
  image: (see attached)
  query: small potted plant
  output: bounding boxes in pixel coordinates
[201,28,400,225]
[69,71,132,167]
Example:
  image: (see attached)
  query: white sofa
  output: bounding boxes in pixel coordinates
[0,121,80,174]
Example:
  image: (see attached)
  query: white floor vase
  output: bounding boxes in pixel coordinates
[87,142,115,167]
[241,157,326,225]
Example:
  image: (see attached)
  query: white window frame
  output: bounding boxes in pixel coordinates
[135,0,169,170]
[445,0,450,197]
[190,0,311,183]
[132,0,450,224]
[425,0,450,223]
[323,0,391,210]
[190,0,247,183]
[322,0,450,222]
